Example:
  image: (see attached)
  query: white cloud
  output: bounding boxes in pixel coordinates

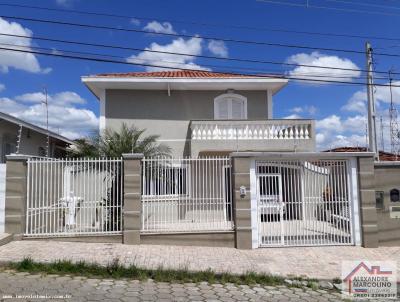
[284,114,302,119]
[0,17,48,73]
[343,80,400,113]
[289,105,317,115]
[130,18,141,26]
[143,21,176,34]
[287,52,361,84]
[127,37,209,71]
[15,91,86,105]
[315,114,370,150]
[55,0,74,7]
[207,40,228,58]
[317,115,344,133]
[0,83,4,92]
[342,91,367,113]
[0,91,98,139]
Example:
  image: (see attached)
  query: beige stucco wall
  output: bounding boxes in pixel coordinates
[374,163,400,246]
[0,119,67,162]
[104,89,270,156]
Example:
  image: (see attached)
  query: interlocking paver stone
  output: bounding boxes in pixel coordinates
[0,271,396,301]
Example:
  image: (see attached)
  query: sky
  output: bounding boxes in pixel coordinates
[0,0,400,150]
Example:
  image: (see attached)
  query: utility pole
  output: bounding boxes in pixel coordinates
[380,115,385,152]
[388,70,400,159]
[42,87,50,158]
[366,42,378,160]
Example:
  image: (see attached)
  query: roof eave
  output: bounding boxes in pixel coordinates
[81,76,289,100]
[0,112,74,145]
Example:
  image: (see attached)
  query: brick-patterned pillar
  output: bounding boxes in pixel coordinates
[122,153,143,245]
[4,155,29,237]
[232,156,252,249]
[358,156,379,248]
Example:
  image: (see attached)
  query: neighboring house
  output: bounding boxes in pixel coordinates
[325,146,399,161]
[82,70,315,156]
[0,112,73,234]
[0,111,73,163]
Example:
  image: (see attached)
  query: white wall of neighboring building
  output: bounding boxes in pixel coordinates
[0,164,5,233]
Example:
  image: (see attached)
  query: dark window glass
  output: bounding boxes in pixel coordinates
[375,191,384,209]
[390,189,400,202]
[38,147,46,157]
[144,167,187,196]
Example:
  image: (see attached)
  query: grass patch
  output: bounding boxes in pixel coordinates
[3,257,287,286]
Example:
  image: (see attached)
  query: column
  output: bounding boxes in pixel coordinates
[122,153,144,245]
[4,155,29,237]
[358,156,379,248]
[232,156,253,249]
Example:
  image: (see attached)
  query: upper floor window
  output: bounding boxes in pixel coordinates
[214,93,247,120]
[390,189,399,202]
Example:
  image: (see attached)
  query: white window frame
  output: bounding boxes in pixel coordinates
[144,163,190,198]
[214,93,247,120]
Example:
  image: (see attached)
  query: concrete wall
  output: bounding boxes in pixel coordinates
[141,232,235,247]
[105,89,270,156]
[0,164,5,233]
[374,163,400,246]
[0,119,67,163]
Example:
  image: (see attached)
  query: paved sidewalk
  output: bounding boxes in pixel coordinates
[0,271,344,302]
[0,241,399,280]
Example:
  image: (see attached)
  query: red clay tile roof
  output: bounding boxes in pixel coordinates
[324,147,399,161]
[94,70,283,79]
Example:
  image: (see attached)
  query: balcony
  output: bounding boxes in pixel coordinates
[190,119,315,155]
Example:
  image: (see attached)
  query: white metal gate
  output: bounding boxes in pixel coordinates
[25,158,123,237]
[141,157,233,233]
[257,159,353,247]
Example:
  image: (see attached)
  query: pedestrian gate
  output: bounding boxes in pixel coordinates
[256,159,354,247]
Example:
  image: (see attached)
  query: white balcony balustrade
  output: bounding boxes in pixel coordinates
[191,120,314,141]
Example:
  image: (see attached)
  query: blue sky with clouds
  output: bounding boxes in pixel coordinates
[0,0,400,149]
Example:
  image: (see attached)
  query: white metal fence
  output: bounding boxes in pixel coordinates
[257,159,353,247]
[141,157,233,233]
[25,158,123,237]
[0,164,5,233]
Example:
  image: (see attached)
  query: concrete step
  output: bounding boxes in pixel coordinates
[0,233,13,246]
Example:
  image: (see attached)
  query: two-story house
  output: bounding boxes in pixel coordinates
[82,70,315,156]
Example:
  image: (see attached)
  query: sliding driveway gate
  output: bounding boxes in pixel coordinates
[25,158,123,237]
[256,159,354,247]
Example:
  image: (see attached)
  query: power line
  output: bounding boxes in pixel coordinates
[2,32,397,77]
[1,2,400,42]
[325,0,400,11]
[257,0,400,17]
[2,44,400,87]
[2,14,400,58]
[1,41,380,81]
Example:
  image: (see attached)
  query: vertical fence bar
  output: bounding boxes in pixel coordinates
[24,157,123,237]
[140,157,233,233]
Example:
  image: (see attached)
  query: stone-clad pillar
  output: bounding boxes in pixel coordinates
[232,156,252,249]
[4,155,29,237]
[122,153,143,245]
[358,156,379,248]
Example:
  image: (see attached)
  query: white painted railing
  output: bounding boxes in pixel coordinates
[25,157,123,237]
[141,157,234,233]
[191,120,313,140]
